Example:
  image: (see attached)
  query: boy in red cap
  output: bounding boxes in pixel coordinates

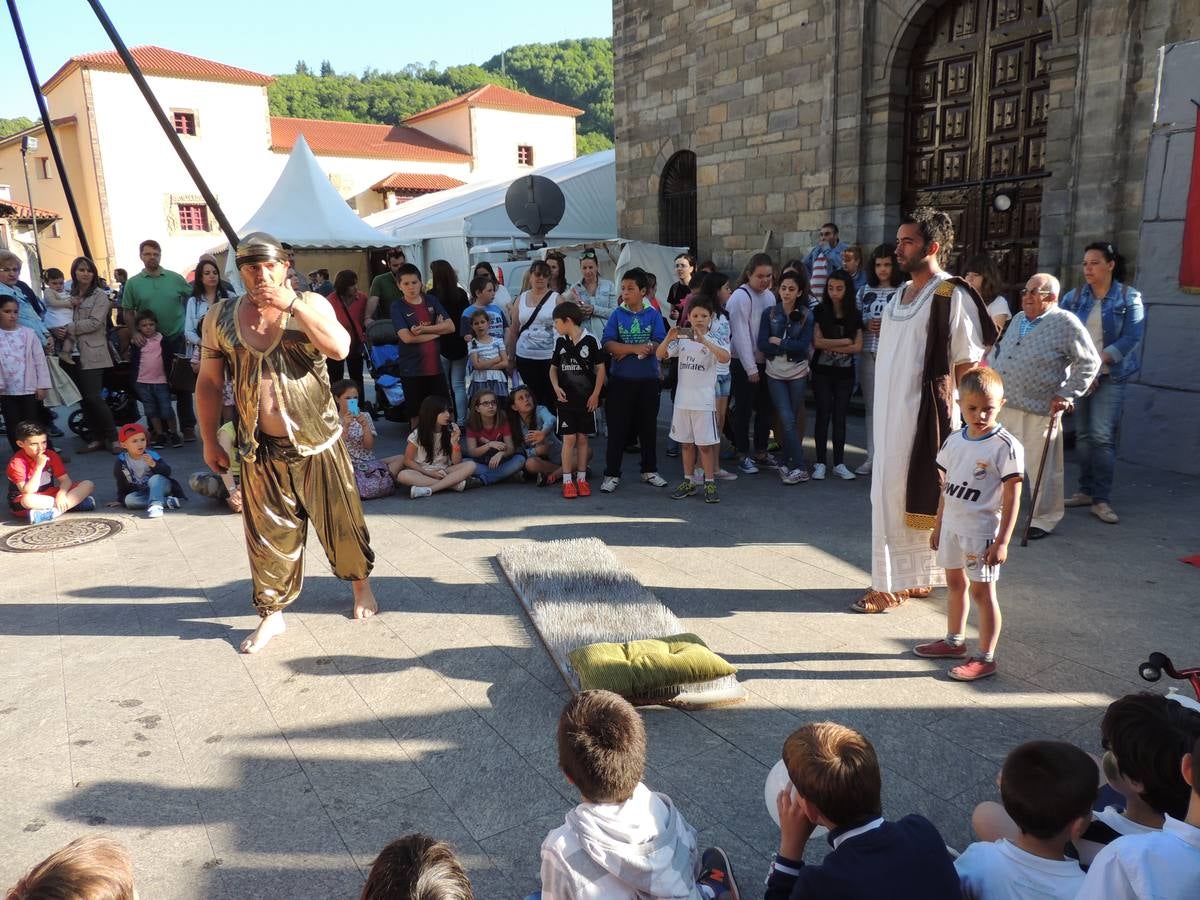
[113,423,185,519]
[6,420,96,523]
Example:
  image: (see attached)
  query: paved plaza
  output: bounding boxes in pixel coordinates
[2,413,1197,898]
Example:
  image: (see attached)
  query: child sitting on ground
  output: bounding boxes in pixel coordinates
[465,308,509,404]
[464,390,525,486]
[540,690,739,899]
[189,414,242,513]
[914,366,1023,681]
[41,267,77,362]
[1079,729,1200,898]
[390,396,476,498]
[6,420,96,523]
[769,721,960,899]
[360,833,474,900]
[549,300,604,499]
[955,740,1097,898]
[129,310,181,448]
[508,385,563,485]
[657,294,730,504]
[333,379,394,500]
[5,835,136,900]
[113,422,185,518]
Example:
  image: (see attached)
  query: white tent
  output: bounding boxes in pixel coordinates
[364,150,616,277]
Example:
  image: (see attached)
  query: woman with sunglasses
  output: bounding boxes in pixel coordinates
[568,249,618,339]
[507,260,559,405]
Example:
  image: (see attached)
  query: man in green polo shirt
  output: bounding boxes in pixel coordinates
[364,247,408,326]
[122,238,194,441]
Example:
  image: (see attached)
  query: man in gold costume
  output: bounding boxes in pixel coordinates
[197,233,376,653]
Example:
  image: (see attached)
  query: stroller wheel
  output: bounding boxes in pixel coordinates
[1139,663,1162,683]
[68,408,92,441]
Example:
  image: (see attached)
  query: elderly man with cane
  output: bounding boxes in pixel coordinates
[988,273,1100,540]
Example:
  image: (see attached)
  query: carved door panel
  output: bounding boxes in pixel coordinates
[902,0,1052,297]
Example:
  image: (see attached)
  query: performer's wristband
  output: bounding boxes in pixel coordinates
[286,294,298,315]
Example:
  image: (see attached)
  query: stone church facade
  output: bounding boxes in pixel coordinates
[613,0,1200,473]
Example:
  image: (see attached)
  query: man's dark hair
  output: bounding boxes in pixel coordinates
[135,310,158,326]
[1102,693,1200,819]
[901,208,955,264]
[360,833,473,900]
[620,267,648,292]
[138,239,161,255]
[1001,741,1097,840]
[822,222,839,234]
[387,248,407,260]
[558,690,646,803]
[552,300,583,325]
[395,263,422,281]
[15,420,48,441]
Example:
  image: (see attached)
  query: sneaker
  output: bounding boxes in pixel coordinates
[949,657,998,681]
[703,482,720,504]
[713,468,738,481]
[576,479,591,497]
[600,476,620,493]
[811,463,827,480]
[1064,492,1093,508]
[74,496,97,512]
[410,485,433,499]
[780,467,807,485]
[465,476,483,490]
[453,480,467,492]
[697,846,740,900]
[1091,502,1119,524]
[913,639,968,659]
[666,440,680,458]
[169,432,184,448]
[182,427,197,443]
[670,480,696,500]
[855,459,873,476]
[146,503,164,519]
[720,446,738,461]
[50,425,64,438]
[737,456,759,475]
[641,472,667,487]
[165,496,181,510]
[150,433,166,449]
[29,508,60,525]
[762,452,782,470]
[833,463,856,480]
[562,480,579,499]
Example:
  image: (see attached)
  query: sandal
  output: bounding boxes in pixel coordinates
[849,590,910,614]
[905,586,933,599]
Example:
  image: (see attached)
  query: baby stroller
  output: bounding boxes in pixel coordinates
[364,320,407,423]
[68,361,140,443]
[1139,652,1200,703]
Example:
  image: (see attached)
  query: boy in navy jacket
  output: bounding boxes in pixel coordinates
[767,722,960,899]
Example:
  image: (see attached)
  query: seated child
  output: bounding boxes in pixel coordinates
[113,422,185,519]
[768,721,960,899]
[390,396,476,498]
[360,832,474,900]
[541,689,739,899]
[333,379,394,500]
[464,391,525,486]
[465,308,509,403]
[509,385,563,485]
[5,835,136,900]
[130,310,181,448]
[41,267,77,362]
[189,417,242,513]
[6,420,96,523]
[955,740,1097,899]
[1078,730,1200,898]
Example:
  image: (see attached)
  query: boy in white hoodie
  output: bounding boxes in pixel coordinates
[539,690,740,899]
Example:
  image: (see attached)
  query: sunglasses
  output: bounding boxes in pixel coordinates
[580,250,597,260]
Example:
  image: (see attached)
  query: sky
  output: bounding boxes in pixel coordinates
[0,0,613,118]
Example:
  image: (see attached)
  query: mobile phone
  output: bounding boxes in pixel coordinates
[347,398,360,416]
[676,326,694,340]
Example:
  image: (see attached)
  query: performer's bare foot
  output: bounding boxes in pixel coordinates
[240,611,286,653]
[352,579,377,620]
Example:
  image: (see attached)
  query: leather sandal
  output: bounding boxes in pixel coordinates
[905,586,933,599]
[849,590,910,614]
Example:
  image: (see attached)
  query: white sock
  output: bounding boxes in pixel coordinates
[563,473,573,483]
[576,471,586,481]
[947,633,965,646]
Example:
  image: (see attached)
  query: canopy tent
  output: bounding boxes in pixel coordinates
[364,150,616,277]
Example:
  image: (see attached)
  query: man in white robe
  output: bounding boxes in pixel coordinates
[853,209,992,613]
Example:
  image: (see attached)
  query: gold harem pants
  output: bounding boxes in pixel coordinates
[239,433,374,616]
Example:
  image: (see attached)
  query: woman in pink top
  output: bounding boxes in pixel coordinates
[0,294,52,452]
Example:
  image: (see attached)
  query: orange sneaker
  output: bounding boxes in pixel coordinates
[576,479,591,497]
[562,481,578,499]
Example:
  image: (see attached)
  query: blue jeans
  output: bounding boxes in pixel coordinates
[1074,377,1126,503]
[442,356,468,426]
[124,474,170,509]
[135,382,174,425]
[766,375,808,470]
[472,454,525,485]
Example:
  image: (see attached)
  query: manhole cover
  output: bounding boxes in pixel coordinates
[1,517,124,553]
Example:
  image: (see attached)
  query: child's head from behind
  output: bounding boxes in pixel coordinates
[783,722,881,827]
[118,423,148,456]
[6,835,135,900]
[360,833,473,900]
[1101,692,1200,820]
[552,300,583,334]
[135,311,158,336]
[1000,740,1097,842]
[14,421,49,458]
[558,690,645,803]
[957,366,1006,433]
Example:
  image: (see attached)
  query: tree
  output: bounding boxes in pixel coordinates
[0,116,36,139]
[295,61,311,75]
[320,60,335,77]
[577,131,614,155]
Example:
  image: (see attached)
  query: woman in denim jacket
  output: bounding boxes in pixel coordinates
[1059,241,1145,525]
[758,269,815,484]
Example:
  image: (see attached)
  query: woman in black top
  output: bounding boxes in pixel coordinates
[810,270,862,480]
[666,252,695,320]
[430,259,471,425]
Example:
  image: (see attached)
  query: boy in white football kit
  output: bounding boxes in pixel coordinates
[915,367,1024,682]
[656,296,730,503]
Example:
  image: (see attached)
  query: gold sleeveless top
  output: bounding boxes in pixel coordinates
[202,295,341,461]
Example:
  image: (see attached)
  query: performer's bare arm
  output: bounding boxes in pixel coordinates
[288,292,351,360]
[196,313,228,472]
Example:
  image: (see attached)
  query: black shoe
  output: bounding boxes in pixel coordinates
[1027,526,1051,540]
[169,431,184,448]
[50,425,64,437]
[697,846,739,900]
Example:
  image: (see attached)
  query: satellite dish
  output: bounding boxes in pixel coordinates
[505,175,565,239]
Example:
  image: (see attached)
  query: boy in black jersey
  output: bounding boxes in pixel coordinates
[550,301,605,498]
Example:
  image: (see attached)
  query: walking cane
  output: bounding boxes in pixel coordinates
[1021,410,1062,547]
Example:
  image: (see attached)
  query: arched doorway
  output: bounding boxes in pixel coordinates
[901,0,1052,296]
[659,150,697,255]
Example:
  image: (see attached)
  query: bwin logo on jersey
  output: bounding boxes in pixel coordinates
[973,460,990,480]
[945,481,982,502]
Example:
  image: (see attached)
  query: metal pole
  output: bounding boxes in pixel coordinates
[84,0,240,249]
[19,144,42,275]
[6,0,93,260]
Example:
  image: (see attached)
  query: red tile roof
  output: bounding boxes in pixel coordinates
[270,117,472,163]
[370,173,466,193]
[0,199,61,221]
[404,83,584,124]
[41,45,273,93]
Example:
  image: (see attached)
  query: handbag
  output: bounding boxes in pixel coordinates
[45,355,82,408]
[169,355,197,393]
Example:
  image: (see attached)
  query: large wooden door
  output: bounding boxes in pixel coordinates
[902,0,1052,294]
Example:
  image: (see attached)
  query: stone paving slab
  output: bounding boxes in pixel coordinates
[1,413,1197,897]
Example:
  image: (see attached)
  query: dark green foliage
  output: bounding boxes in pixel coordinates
[0,116,36,138]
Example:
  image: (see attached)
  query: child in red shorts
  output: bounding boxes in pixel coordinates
[6,420,95,523]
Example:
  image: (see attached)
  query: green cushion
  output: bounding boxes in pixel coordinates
[568,633,737,696]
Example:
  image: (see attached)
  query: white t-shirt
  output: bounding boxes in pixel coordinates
[988,296,1012,324]
[1072,806,1160,868]
[709,313,732,376]
[935,425,1024,539]
[955,839,1086,900]
[514,290,558,360]
[667,336,725,412]
[1077,816,1200,899]
[407,429,451,467]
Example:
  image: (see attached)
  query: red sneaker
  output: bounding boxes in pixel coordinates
[576,479,591,497]
[949,657,997,681]
[913,639,968,659]
[562,481,578,499]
